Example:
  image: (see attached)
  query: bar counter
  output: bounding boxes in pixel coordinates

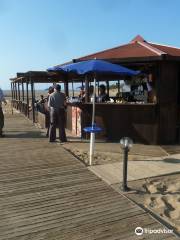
[66,102,158,144]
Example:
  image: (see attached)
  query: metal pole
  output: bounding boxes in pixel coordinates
[92,77,96,125]
[89,76,96,165]
[89,132,95,165]
[122,147,129,191]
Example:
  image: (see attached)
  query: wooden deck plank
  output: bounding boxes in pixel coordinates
[0,112,176,239]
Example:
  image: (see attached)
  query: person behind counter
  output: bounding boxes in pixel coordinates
[78,87,85,102]
[147,81,157,103]
[97,84,109,103]
[89,85,94,102]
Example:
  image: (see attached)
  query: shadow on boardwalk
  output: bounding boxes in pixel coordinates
[4,131,45,138]
[0,112,177,239]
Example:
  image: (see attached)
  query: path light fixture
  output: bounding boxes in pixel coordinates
[120,137,133,192]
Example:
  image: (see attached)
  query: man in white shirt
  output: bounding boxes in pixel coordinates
[0,88,7,137]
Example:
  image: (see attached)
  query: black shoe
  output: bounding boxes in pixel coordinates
[49,140,56,143]
[0,134,5,138]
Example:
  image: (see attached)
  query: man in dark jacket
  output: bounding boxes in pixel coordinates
[48,84,67,143]
[0,87,7,137]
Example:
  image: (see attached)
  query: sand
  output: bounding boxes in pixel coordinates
[64,142,180,233]
[126,173,180,233]
[63,141,168,165]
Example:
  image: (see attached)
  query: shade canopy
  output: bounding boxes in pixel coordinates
[47,59,139,77]
[47,59,140,166]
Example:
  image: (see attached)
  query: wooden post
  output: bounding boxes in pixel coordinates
[85,75,89,103]
[156,62,178,144]
[64,80,69,97]
[18,82,20,101]
[118,80,120,96]
[15,82,18,109]
[106,80,109,96]
[26,80,29,117]
[10,82,13,100]
[10,82,13,113]
[12,82,15,108]
[22,80,25,114]
[72,81,74,97]
[18,82,21,111]
[14,82,17,100]
[13,82,15,100]
[11,82,13,101]
[22,81,24,101]
[98,80,99,95]
[30,78,35,123]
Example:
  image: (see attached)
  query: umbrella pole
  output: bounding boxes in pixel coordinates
[90,132,95,165]
[92,77,96,125]
[89,77,96,165]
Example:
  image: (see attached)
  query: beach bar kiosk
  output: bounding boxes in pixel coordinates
[52,35,180,145]
[11,35,180,145]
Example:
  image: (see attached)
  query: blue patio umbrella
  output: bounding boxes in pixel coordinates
[48,59,138,76]
[48,59,139,165]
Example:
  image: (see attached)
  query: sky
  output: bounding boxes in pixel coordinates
[1,0,180,89]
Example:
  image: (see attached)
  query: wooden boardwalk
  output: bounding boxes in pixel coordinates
[0,112,176,239]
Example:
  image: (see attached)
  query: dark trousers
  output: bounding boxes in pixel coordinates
[49,108,67,142]
[0,107,4,135]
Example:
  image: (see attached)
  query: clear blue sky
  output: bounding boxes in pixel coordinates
[1,0,180,89]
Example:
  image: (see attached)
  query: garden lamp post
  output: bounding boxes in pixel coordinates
[120,137,133,191]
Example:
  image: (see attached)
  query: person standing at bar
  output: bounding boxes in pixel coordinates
[45,86,54,137]
[48,84,67,143]
[0,87,7,137]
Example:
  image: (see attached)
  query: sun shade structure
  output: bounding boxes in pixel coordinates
[48,59,139,76]
[10,35,180,145]
[48,59,139,165]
